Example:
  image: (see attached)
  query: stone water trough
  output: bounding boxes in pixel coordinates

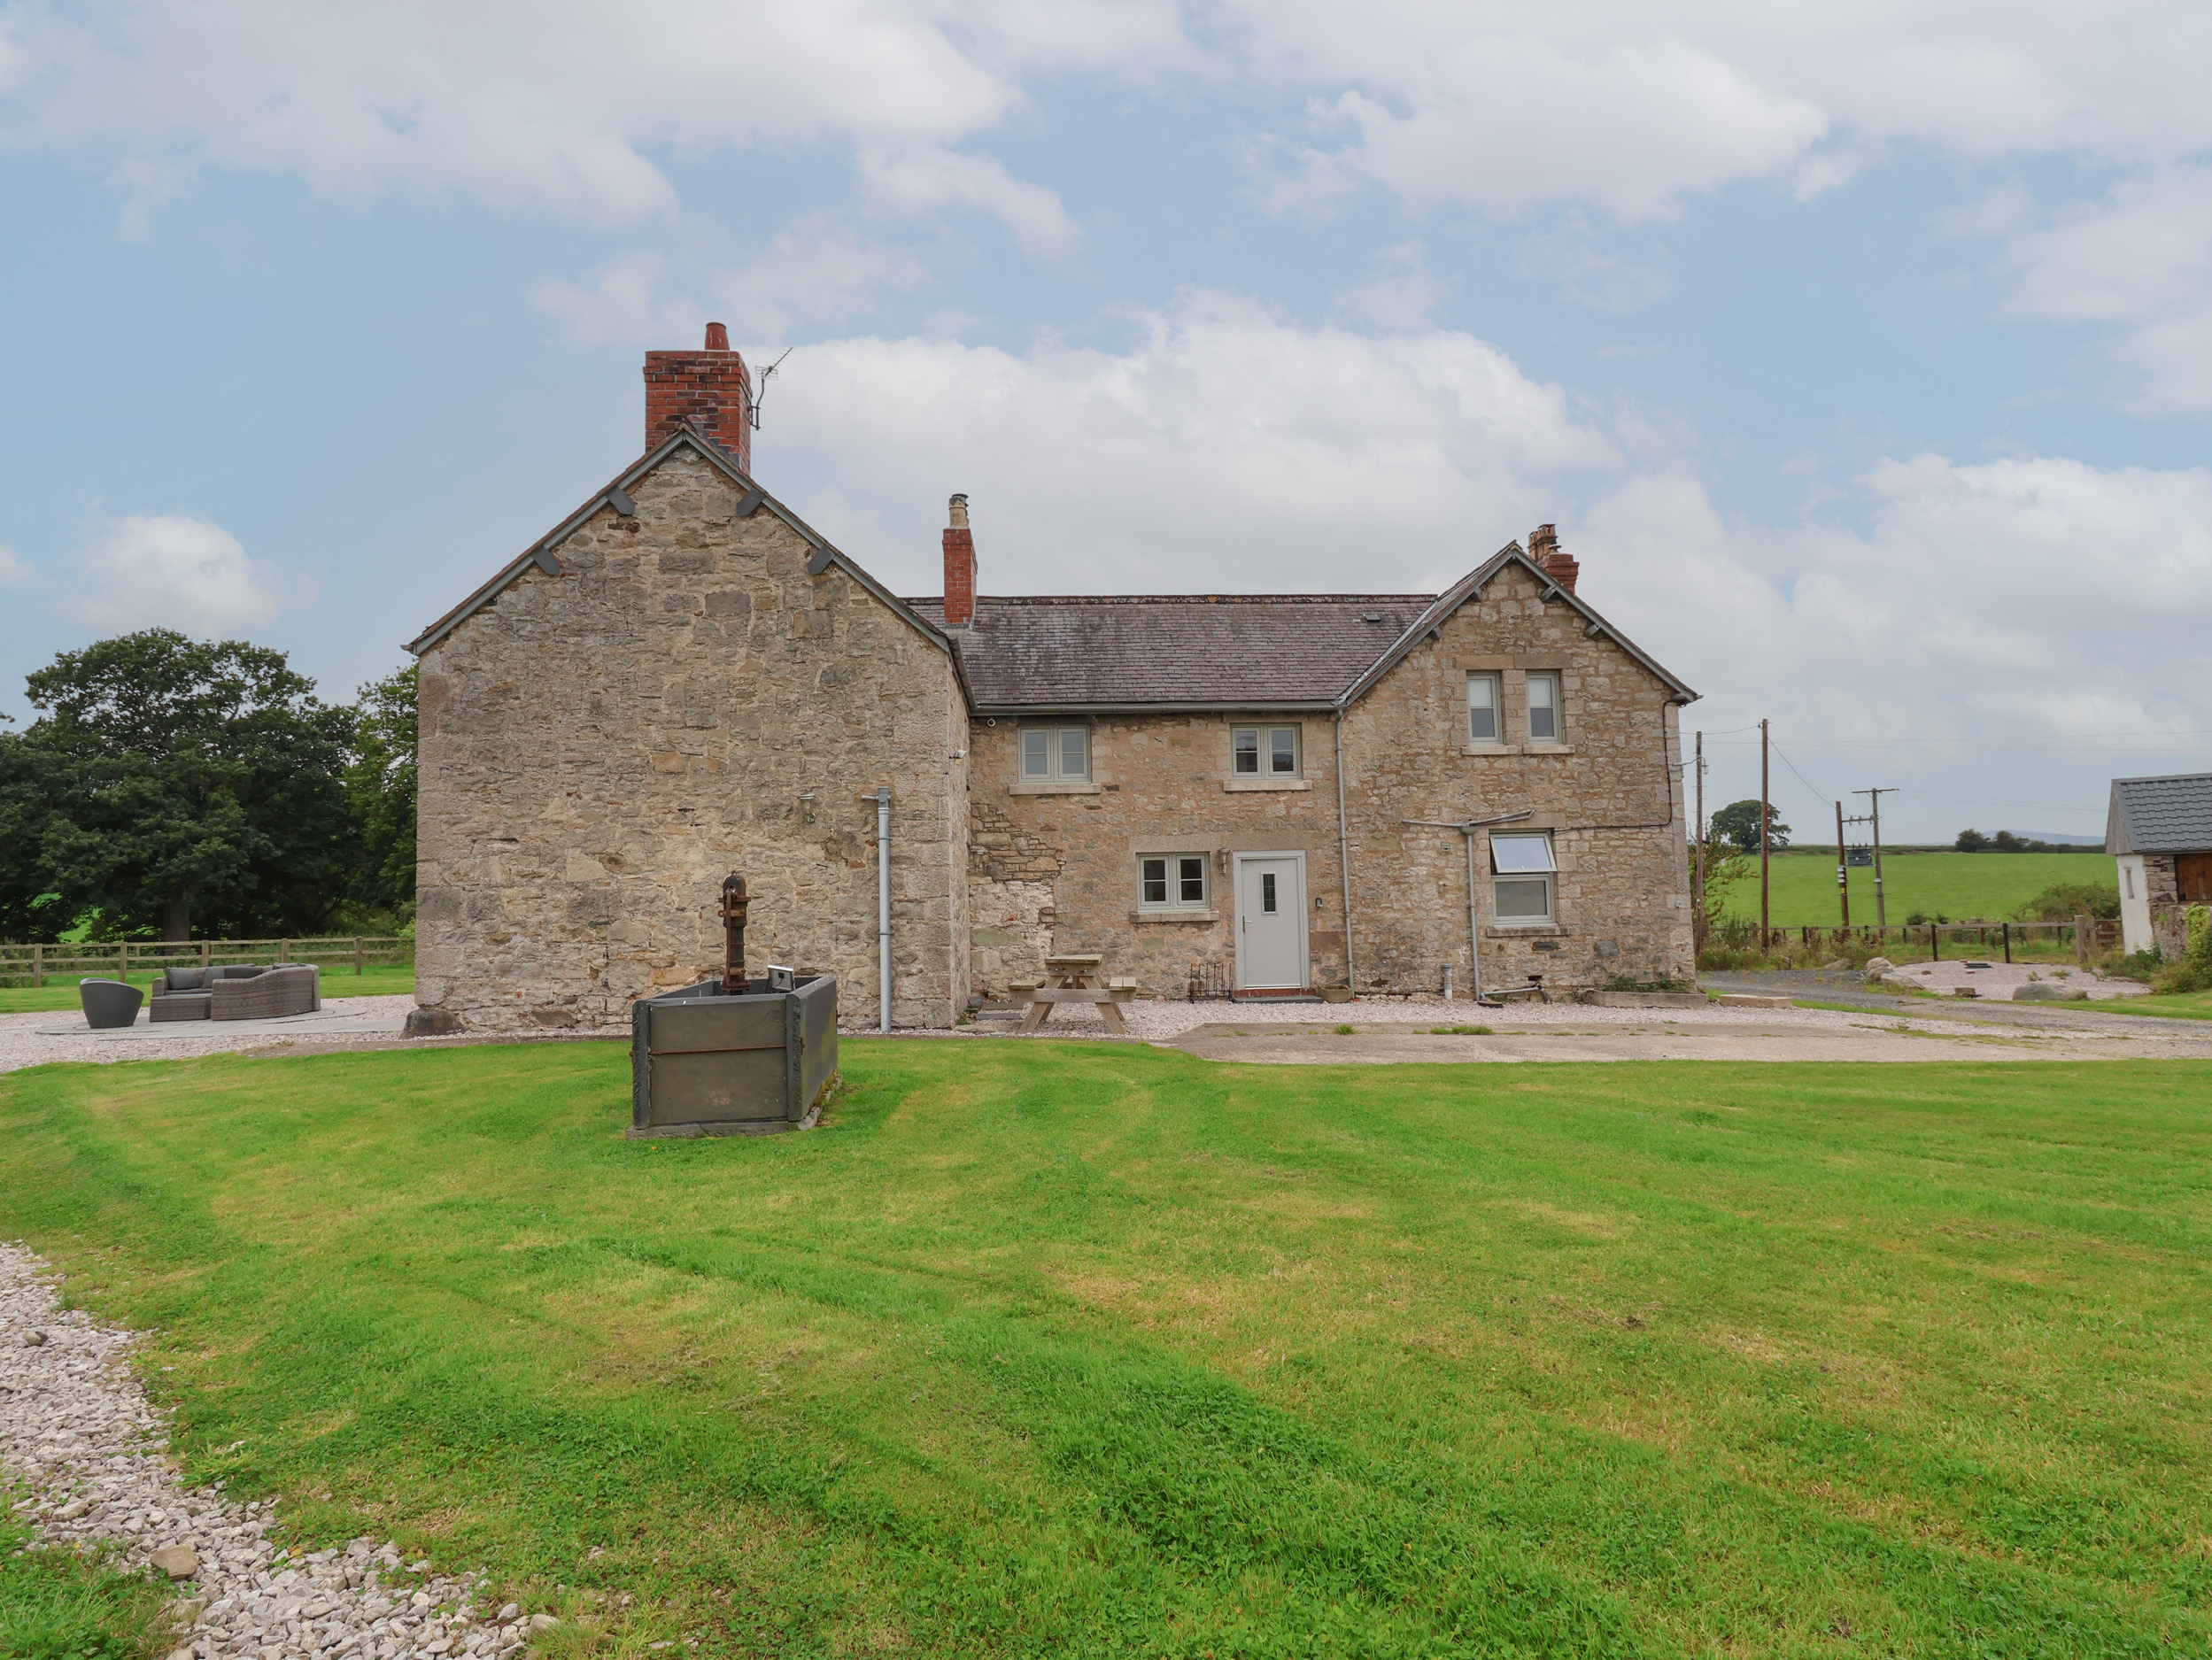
[630,873,839,1138]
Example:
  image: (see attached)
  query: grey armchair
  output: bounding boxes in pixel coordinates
[210,965,320,1021]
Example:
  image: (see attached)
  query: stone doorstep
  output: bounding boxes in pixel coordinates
[1582,991,1707,1008]
[1712,993,1794,1009]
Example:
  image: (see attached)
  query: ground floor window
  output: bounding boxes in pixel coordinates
[1491,831,1556,923]
[1140,854,1210,909]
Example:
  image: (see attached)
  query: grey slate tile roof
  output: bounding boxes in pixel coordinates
[2107,772,2212,854]
[902,594,1438,707]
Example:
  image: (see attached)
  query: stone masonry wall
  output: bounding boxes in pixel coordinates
[1339,562,1693,994]
[415,444,969,1031]
[967,714,1351,999]
[964,563,1691,1001]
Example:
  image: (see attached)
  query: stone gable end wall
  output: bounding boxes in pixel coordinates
[415,447,968,1031]
[1339,563,1692,992]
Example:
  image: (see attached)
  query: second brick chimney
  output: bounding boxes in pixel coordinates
[1528,522,1579,593]
[645,322,753,473]
[942,494,977,628]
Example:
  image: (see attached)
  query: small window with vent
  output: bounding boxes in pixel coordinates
[1491,831,1557,923]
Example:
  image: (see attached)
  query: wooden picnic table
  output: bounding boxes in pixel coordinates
[1017,954,1133,1033]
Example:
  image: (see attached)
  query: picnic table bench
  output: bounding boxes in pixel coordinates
[1016,955,1136,1033]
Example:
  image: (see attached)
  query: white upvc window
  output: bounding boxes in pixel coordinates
[1140,853,1210,909]
[1019,725,1090,783]
[1526,672,1561,742]
[1467,673,1501,743]
[1491,831,1557,923]
[1232,725,1301,777]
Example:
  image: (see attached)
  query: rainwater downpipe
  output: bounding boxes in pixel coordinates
[1334,711,1357,995]
[873,786,892,1032]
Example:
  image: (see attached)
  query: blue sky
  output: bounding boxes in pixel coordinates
[3,1,2208,843]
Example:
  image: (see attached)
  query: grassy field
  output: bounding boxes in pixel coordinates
[1715,849,2110,926]
[3,1041,2210,1657]
[0,1514,173,1660]
[0,964,414,1015]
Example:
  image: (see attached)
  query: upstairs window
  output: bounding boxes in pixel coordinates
[1526,673,1560,741]
[1233,725,1302,777]
[1020,726,1090,783]
[1491,832,1557,923]
[1467,673,1500,743]
[1140,854,1210,909]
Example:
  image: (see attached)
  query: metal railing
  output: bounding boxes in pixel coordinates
[0,935,413,988]
[1703,918,2117,963]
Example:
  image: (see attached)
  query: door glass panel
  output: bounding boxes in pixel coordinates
[1021,730,1048,776]
[1262,872,1277,913]
[1059,729,1087,779]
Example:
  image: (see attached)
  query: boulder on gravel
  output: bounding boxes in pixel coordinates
[2014,983,2088,1001]
[1864,958,1893,976]
[150,1545,198,1579]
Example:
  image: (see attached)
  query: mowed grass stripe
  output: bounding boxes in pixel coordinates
[2,1041,2208,1657]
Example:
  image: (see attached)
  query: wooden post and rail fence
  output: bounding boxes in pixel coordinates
[0,935,413,989]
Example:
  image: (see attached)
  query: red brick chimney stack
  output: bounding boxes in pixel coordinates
[1528,522,1578,593]
[645,322,753,474]
[942,494,977,629]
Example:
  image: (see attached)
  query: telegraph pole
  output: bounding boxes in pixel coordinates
[1852,787,1895,929]
[1835,800,1849,928]
[1759,719,1771,944]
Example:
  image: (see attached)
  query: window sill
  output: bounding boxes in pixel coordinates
[1223,777,1312,791]
[1009,782,1102,796]
[1485,923,1565,937]
[1131,908,1219,924]
[1462,744,1576,757]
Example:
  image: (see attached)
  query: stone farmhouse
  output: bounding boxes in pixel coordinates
[2107,771,2212,956]
[406,331,1699,1032]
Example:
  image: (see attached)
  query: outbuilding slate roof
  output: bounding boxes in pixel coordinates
[902,594,1436,708]
[2107,772,2212,854]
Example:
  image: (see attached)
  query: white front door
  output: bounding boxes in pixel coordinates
[1235,855,1308,990]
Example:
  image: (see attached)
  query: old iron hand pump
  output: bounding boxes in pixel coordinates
[719,872,750,993]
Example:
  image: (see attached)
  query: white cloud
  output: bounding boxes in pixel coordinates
[530,253,704,349]
[1582,454,2212,785]
[66,514,284,634]
[1995,166,2212,412]
[855,143,1077,258]
[0,0,1025,227]
[763,291,1620,596]
[1334,241,1446,329]
[0,543,29,586]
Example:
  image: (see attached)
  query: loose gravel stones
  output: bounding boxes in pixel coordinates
[0,1241,556,1657]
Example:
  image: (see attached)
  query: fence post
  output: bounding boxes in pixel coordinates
[2002,921,2011,964]
[30,944,41,989]
[2074,915,2089,965]
[281,938,290,964]
[201,939,210,969]
[120,941,130,979]
[1930,923,1939,962]
[355,935,364,977]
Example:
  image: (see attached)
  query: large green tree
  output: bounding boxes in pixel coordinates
[343,663,417,922]
[0,631,355,940]
[1707,799,1790,853]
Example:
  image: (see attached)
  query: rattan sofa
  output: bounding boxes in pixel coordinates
[149,963,321,1022]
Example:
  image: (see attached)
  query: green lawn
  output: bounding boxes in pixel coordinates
[1717,849,2110,926]
[0,964,414,1015]
[0,1514,174,1660]
[3,1042,2210,1657]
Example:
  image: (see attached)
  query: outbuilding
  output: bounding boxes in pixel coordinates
[2106,771,2212,956]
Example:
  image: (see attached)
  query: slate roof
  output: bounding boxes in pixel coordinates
[2106,772,2212,854]
[902,594,1436,708]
